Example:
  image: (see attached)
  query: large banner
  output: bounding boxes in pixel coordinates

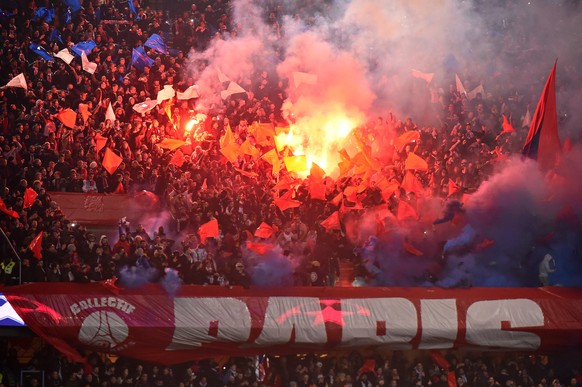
[48,192,160,226]
[3,284,582,364]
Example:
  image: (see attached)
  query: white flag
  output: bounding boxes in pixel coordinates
[4,73,27,92]
[521,107,532,128]
[55,48,74,65]
[455,74,467,96]
[133,99,159,114]
[156,84,175,104]
[81,51,97,74]
[220,82,246,100]
[293,71,318,88]
[106,102,116,122]
[177,85,200,100]
[467,84,485,100]
[410,69,434,84]
[216,67,231,83]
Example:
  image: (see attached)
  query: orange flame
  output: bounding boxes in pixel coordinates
[275,112,361,176]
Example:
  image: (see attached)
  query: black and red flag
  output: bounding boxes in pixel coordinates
[522,61,561,169]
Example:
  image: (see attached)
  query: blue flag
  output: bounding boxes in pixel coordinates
[34,7,55,23]
[127,0,140,20]
[71,40,96,56]
[0,9,15,19]
[144,33,167,55]
[29,44,54,61]
[132,47,154,71]
[62,0,81,13]
[62,8,72,24]
[49,29,63,44]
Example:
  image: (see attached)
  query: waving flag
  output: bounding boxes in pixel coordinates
[63,0,82,13]
[81,52,97,74]
[105,102,116,122]
[102,148,123,175]
[410,69,434,84]
[57,108,77,129]
[177,85,200,100]
[49,29,63,44]
[467,84,485,100]
[284,155,308,173]
[133,99,158,114]
[157,85,175,104]
[3,73,27,92]
[455,74,467,96]
[221,82,246,100]
[71,40,96,57]
[321,211,341,231]
[144,33,167,54]
[254,222,275,239]
[55,48,74,64]
[397,200,418,222]
[404,152,428,171]
[95,133,107,153]
[0,197,19,218]
[198,219,219,244]
[29,44,54,61]
[23,188,38,209]
[169,150,185,167]
[34,7,55,22]
[158,138,185,151]
[131,47,153,71]
[128,0,140,20]
[522,61,561,169]
[78,103,90,124]
[274,198,302,211]
[28,232,43,260]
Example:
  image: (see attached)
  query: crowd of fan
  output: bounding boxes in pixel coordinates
[1,340,582,387]
[0,0,577,287]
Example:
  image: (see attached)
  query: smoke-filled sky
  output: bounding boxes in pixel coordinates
[173,0,582,288]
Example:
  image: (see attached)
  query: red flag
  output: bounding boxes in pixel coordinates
[79,103,91,124]
[394,131,420,152]
[114,182,125,194]
[522,61,561,169]
[254,222,275,239]
[198,219,219,244]
[403,241,424,256]
[169,150,185,167]
[330,192,343,206]
[405,152,428,171]
[0,197,19,218]
[274,198,302,211]
[447,179,459,197]
[247,241,275,255]
[23,188,38,209]
[95,133,108,153]
[102,148,123,175]
[309,182,327,200]
[57,108,77,129]
[397,200,418,222]
[358,359,376,375]
[501,114,515,134]
[310,162,326,182]
[321,211,341,231]
[401,171,424,194]
[28,232,43,260]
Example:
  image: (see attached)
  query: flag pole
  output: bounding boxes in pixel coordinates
[0,227,22,285]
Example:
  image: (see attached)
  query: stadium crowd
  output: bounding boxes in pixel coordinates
[0,0,575,288]
[1,340,582,387]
